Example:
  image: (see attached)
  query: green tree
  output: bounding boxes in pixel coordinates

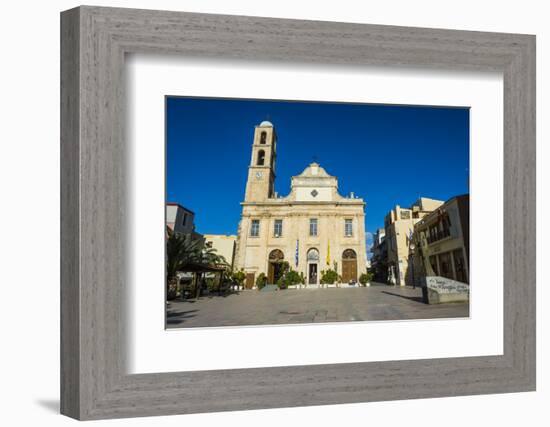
[197,246,229,268]
[166,228,203,298]
[256,272,267,290]
[320,269,339,285]
[359,272,373,286]
[277,269,303,289]
[232,269,246,288]
[193,245,230,298]
[280,261,290,276]
[166,228,202,280]
[166,228,233,299]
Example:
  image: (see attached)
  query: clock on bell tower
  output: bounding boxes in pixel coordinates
[244,120,277,202]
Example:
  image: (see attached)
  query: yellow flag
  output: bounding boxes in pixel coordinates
[326,241,330,266]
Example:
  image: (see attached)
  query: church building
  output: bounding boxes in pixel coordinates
[235,121,367,288]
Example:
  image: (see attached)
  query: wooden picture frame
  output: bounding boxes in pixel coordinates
[60,6,536,420]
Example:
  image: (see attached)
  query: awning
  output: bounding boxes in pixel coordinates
[177,262,226,273]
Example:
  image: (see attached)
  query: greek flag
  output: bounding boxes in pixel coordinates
[295,239,299,267]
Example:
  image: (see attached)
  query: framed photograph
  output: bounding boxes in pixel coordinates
[61,6,536,420]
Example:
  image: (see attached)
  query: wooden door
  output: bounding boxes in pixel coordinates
[245,273,255,289]
[268,263,274,284]
[341,249,357,282]
[268,249,284,284]
[342,260,357,282]
[308,263,318,284]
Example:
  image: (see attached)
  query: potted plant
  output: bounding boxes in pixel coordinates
[232,269,246,290]
[320,269,339,286]
[359,272,373,287]
[256,272,267,290]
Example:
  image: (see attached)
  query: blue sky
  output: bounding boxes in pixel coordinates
[166,97,469,255]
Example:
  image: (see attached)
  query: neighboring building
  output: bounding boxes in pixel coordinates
[365,257,371,269]
[204,234,237,269]
[370,228,388,282]
[413,194,469,284]
[235,120,367,289]
[166,202,204,242]
[384,197,444,286]
[166,203,196,234]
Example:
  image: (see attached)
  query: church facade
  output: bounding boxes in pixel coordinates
[235,121,367,288]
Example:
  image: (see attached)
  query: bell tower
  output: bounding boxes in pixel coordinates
[244,121,277,202]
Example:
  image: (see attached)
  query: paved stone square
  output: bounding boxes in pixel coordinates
[166,283,469,328]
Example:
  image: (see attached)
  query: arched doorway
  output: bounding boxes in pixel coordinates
[307,248,319,284]
[341,249,358,283]
[268,249,285,284]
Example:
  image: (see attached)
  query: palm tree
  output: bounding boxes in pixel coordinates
[199,247,229,268]
[193,247,231,298]
[166,228,203,298]
[166,227,236,299]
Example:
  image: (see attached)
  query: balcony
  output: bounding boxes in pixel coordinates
[426,228,451,244]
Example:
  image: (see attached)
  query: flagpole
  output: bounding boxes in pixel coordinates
[295,239,299,268]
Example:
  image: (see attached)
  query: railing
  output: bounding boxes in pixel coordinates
[426,228,451,244]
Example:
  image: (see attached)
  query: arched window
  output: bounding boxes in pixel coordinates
[260,131,267,144]
[342,249,357,259]
[257,150,266,166]
[307,248,319,262]
[269,249,284,261]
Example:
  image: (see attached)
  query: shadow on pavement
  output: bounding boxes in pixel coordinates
[166,309,199,325]
[381,290,425,304]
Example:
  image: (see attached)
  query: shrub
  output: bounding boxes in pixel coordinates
[256,272,267,290]
[286,270,303,286]
[167,277,178,300]
[273,261,290,289]
[277,269,302,289]
[206,277,217,292]
[276,275,286,289]
[232,269,246,288]
[280,261,290,275]
[320,269,339,285]
[359,272,373,286]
